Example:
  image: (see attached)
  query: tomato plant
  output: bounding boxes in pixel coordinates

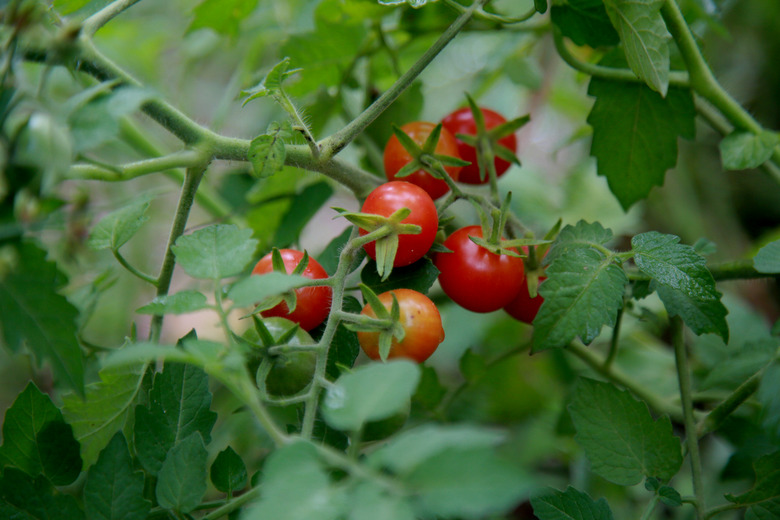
[435,225,525,313]
[252,249,332,331]
[384,121,462,199]
[441,106,518,184]
[359,181,438,267]
[505,246,547,324]
[357,288,444,362]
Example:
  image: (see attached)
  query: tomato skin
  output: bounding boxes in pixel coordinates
[384,121,462,199]
[358,289,445,363]
[441,107,517,184]
[251,249,331,331]
[360,181,439,267]
[504,276,545,324]
[435,225,525,313]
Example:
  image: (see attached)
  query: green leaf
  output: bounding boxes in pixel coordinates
[242,58,301,104]
[568,378,683,485]
[532,247,628,352]
[0,242,84,396]
[273,182,334,247]
[136,290,209,315]
[360,257,439,295]
[52,0,93,14]
[587,79,695,209]
[248,132,286,179]
[551,0,619,48]
[0,468,84,520]
[172,224,258,280]
[188,0,259,37]
[720,131,780,170]
[531,486,615,520]
[413,365,447,411]
[62,363,147,469]
[459,348,487,384]
[210,446,247,494]
[700,339,775,390]
[87,199,150,251]
[535,0,548,14]
[406,446,530,519]
[321,360,421,432]
[134,362,217,475]
[348,481,415,520]
[726,451,780,518]
[545,220,615,263]
[155,433,208,514]
[754,239,780,274]
[13,112,72,188]
[244,441,346,520]
[36,420,82,486]
[69,87,154,152]
[632,231,728,341]
[83,433,151,520]
[227,272,311,307]
[368,424,506,475]
[758,362,780,441]
[325,296,362,380]
[658,485,682,507]
[603,0,671,95]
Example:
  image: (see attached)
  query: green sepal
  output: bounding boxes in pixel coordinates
[428,242,453,254]
[360,284,392,321]
[488,114,530,141]
[432,153,471,167]
[455,133,478,146]
[526,270,540,298]
[252,315,275,349]
[290,251,310,276]
[498,238,552,250]
[421,123,444,154]
[468,235,525,257]
[374,232,400,281]
[378,331,394,362]
[393,160,423,180]
[391,124,423,156]
[536,218,563,261]
[493,143,521,166]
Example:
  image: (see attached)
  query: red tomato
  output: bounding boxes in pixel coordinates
[251,249,331,331]
[358,289,445,363]
[360,181,438,267]
[441,107,517,184]
[505,247,546,324]
[435,225,525,313]
[384,121,462,199]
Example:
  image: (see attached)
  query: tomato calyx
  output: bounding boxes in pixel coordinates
[341,284,406,361]
[390,123,470,186]
[258,247,313,313]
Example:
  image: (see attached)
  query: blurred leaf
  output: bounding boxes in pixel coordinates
[317,226,354,275]
[569,378,683,485]
[37,420,82,486]
[188,0,259,37]
[273,181,334,247]
[87,199,150,251]
[68,87,154,152]
[325,295,362,380]
[379,0,433,6]
[755,239,780,273]
[0,242,84,396]
[368,424,505,475]
[13,112,72,189]
[535,0,548,14]
[658,485,682,507]
[603,0,671,95]
[413,365,446,410]
[360,257,439,295]
[587,79,695,209]
[322,360,420,432]
[134,362,217,475]
[551,0,619,47]
[700,339,776,390]
[633,231,728,341]
[228,272,310,307]
[62,363,147,469]
[52,0,94,14]
[406,446,530,519]
[459,348,487,384]
[531,486,614,520]
[136,290,209,315]
[0,468,84,520]
[758,361,780,441]
[172,224,258,280]
[210,446,247,494]
[726,451,780,519]
[348,481,415,520]
[720,131,780,171]
[245,441,346,520]
[84,433,151,520]
[155,433,208,514]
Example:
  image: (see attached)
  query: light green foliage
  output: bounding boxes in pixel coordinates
[720,131,780,170]
[156,433,209,514]
[531,486,615,520]
[172,224,258,280]
[136,290,209,315]
[210,446,248,494]
[88,199,150,251]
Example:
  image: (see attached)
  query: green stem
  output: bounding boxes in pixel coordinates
[112,249,158,286]
[671,316,705,519]
[201,485,261,520]
[66,150,205,181]
[696,364,767,438]
[604,305,624,370]
[703,502,742,520]
[318,0,488,160]
[639,496,660,520]
[148,164,208,342]
[81,0,142,36]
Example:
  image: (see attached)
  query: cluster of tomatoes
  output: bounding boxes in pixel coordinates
[251,105,544,369]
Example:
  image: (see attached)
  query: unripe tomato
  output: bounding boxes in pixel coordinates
[360,181,438,267]
[358,288,445,363]
[441,107,517,184]
[252,249,331,331]
[435,225,525,313]
[384,121,462,199]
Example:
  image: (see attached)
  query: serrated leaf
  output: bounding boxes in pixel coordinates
[228,272,311,307]
[0,242,84,395]
[726,451,780,518]
[551,0,620,47]
[248,132,286,179]
[210,446,247,494]
[273,182,334,247]
[322,361,420,432]
[603,0,671,95]
[88,199,150,251]
[531,486,615,520]
[587,79,695,209]
[172,224,258,280]
[545,220,615,265]
[720,131,780,170]
[755,239,780,274]
[360,257,439,295]
[136,290,209,315]
[532,247,628,352]
[348,481,416,520]
[84,433,151,520]
[62,363,147,469]
[700,339,776,390]
[156,433,208,514]
[188,0,259,36]
[632,231,728,341]
[0,468,84,520]
[569,378,683,485]
[134,362,217,475]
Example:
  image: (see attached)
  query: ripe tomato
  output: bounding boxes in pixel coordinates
[384,121,462,199]
[441,106,517,184]
[360,181,438,267]
[504,247,546,324]
[357,289,445,363]
[251,249,331,331]
[435,225,525,313]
